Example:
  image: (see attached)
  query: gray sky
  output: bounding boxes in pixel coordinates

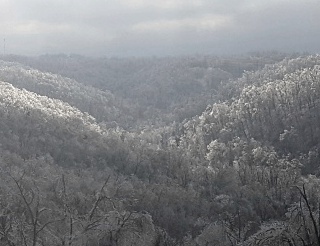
[0,0,319,57]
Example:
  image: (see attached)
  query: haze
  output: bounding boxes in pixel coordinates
[0,0,319,56]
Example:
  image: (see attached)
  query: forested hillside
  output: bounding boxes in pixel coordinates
[1,52,293,127]
[0,53,320,245]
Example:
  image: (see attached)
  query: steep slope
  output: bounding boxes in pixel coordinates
[2,54,320,245]
[0,81,128,167]
[0,61,135,128]
[164,55,320,244]
[179,55,320,162]
[0,53,292,125]
[220,54,320,100]
[0,81,210,244]
[0,82,163,245]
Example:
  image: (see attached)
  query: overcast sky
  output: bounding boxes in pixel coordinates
[0,0,319,57]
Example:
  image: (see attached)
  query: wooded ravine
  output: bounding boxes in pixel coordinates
[0,52,320,245]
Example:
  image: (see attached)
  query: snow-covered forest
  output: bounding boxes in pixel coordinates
[0,52,320,245]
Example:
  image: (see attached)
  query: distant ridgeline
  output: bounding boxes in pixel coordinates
[0,52,293,127]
